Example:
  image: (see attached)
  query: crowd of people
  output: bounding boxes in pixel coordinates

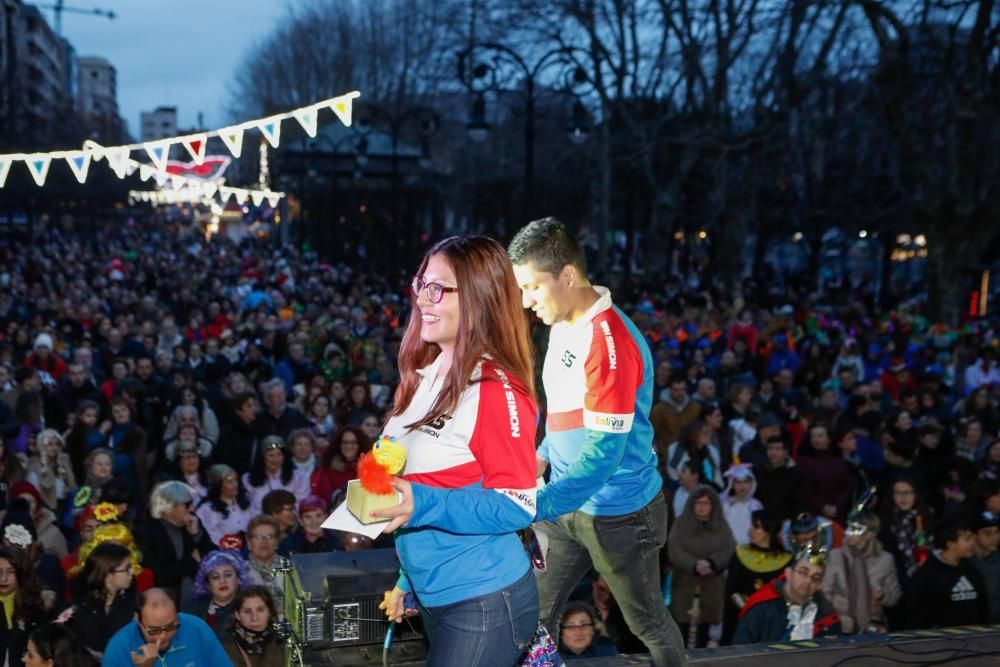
[0,217,998,665]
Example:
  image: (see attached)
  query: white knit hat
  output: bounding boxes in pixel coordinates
[33,333,53,350]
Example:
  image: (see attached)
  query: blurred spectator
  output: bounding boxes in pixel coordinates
[196,464,253,547]
[822,512,901,633]
[909,515,989,628]
[245,515,284,613]
[184,550,252,639]
[220,585,284,667]
[278,495,338,555]
[558,600,618,660]
[722,510,790,645]
[668,486,735,648]
[65,542,135,656]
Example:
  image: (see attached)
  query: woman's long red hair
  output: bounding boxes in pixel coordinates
[392,235,536,429]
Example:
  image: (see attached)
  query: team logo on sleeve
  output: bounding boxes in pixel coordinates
[492,367,522,438]
[599,320,617,369]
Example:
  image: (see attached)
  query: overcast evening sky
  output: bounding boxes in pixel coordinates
[60,0,289,138]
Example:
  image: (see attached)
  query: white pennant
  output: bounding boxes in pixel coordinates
[249,190,266,207]
[266,192,282,208]
[219,126,244,158]
[64,151,92,183]
[202,182,218,198]
[105,147,130,179]
[169,175,186,190]
[125,162,138,176]
[154,171,169,187]
[182,134,208,165]
[144,140,172,171]
[139,164,155,182]
[293,107,319,137]
[329,91,360,126]
[25,154,52,186]
[0,157,10,187]
[258,117,282,148]
[219,187,234,203]
[233,188,249,203]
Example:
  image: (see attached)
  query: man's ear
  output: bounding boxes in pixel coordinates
[560,265,578,287]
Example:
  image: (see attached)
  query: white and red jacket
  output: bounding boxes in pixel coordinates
[384,355,538,607]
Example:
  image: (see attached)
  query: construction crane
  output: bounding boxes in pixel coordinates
[36,0,116,35]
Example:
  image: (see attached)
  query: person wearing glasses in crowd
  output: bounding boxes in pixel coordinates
[732,545,841,644]
[65,542,136,657]
[185,550,252,639]
[245,515,284,616]
[373,236,539,667]
[102,587,232,667]
[134,481,215,607]
[558,600,618,660]
[508,218,686,666]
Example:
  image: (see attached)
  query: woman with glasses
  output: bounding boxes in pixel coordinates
[373,236,539,667]
[185,550,252,639]
[65,542,135,657]
[878,476,931,630]
[310,427,369,504]
[557,601,618,660]
[196,464,253,547]
[220,585,283,667]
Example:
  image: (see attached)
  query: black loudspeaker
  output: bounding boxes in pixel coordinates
[280,549,426,665]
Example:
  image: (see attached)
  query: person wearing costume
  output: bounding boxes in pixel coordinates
[733,545,841,644]
[722,510,791,645]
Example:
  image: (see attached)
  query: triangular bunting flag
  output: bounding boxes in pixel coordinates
[0,157,12,187]
[154,171,168,187]
[233,188,249,203]
[219,187,234,203]
[258,118,282,148]
[105,147,130,179]
[266,192,282,208]
[25,154,52,186]
[219,126,244,158]
[330,91,360,126]
[139,165,155,182]
[64,151,92,184]
[169,175,186,190]
[125,163,138,177]
[249,191,266,207]
[183,134,208,165]
[293,107,319,137]
[202,182,218,199]
[144,140,171,171]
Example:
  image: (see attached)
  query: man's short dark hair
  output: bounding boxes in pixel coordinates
[508,217,587,276]
[262,489,296,515]
[14,367,37,385]
[232,391,258,412]
[933,515,972,551]
[765,434,787,448]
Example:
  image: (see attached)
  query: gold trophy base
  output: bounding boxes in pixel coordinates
[346,479,398,525]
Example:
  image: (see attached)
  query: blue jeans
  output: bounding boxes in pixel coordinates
[419,567,538,667]
[535,491,688,666]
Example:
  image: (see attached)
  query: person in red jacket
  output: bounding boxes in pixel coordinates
[22,333,67,381]
[733,546,841,644]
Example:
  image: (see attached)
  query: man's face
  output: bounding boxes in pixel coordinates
[512,262,572,326]
[976,526,1000,554]
[136,359,153,380]
[669,381,688,404]
[785,561,824,604]
[237,398,258,423]
[265,386,286,413]
[68,364,86,387]
[766,441,786,466]
[138,594,180,649]
[697,379,716,401]
[25,373,42,392]
[953,530,978,559]
[777,369,794,390]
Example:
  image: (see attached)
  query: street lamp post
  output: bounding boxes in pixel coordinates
[353,105,440,244]
[457,43,592,215]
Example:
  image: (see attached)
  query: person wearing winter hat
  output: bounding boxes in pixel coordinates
[21,332,68,382]
[196,465,253,548]
[4,481,67,558]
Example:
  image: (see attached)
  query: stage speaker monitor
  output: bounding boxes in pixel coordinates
[282,548,425,651]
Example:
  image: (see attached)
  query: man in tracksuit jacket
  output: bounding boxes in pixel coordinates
[509,217,687,667]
